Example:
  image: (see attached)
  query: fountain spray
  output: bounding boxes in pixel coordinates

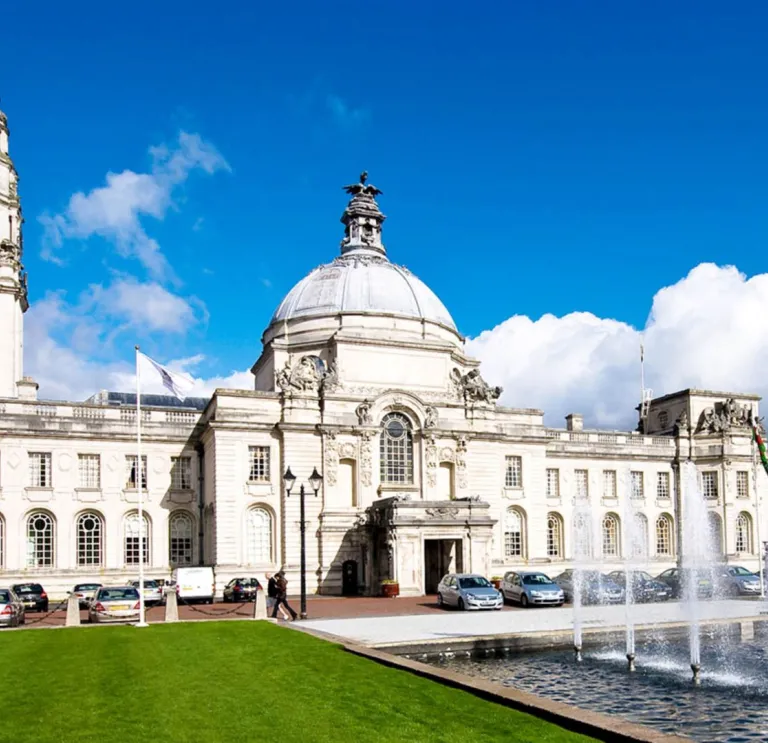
[622,470,637,672]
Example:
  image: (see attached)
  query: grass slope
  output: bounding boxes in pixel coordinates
[0,622,595,742]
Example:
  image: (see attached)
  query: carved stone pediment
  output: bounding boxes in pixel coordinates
[425,506,460,519]
[276,355,338,395]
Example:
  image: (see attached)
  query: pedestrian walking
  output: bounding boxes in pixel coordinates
[271,571,298,620]
[265,571,291,620]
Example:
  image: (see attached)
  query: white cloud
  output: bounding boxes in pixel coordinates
[468,263,768,430]
[39,132,230,280]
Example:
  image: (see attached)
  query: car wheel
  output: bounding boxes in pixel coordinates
[730,584,741,598]
[520,594,529,608]
[437,593,444,607]
[457,598,465,611]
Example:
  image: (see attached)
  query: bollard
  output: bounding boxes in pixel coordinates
[253,590,267,620]
[65,594,81,627]
[164,589,179,623]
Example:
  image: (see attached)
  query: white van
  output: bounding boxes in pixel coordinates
[172,566,215,604]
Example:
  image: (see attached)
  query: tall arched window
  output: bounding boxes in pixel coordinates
[546,512,564,558]
[655,514,674,556]
[245,507,273,564]
[504,508,525,558]
[572,511,592,559]
[124,512,150,566]
[629,513,648,559]
[0,513,4,568]
[76,511,104,567]
[379,412,413,484]
[707,512,724,555]
[602,513,621,557]
[169,511,194,566]
[26,511,55,567]
[736,512,753,554]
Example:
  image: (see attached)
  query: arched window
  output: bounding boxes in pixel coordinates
[736,512,753,554]
[169,512,194,566]
[707,512,724,555]
[655,514,674,556]
[26,511,55,567]
[572,511,592,559]
[602,513,621,557]
[546,512,563,558]
[0,513,4,568]
[379,412,413,484]
[124,512,150,566]
[245,507,273,565]
[629,513,648,559]
[76,512,104,567]
[504,508,525,558]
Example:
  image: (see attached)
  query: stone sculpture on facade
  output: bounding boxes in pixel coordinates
[450,367,502,405]
[320,359,340,394]
[424,406,438,429]
[355,399,373,426]
[698,397,752,433]
[275,355,326,393]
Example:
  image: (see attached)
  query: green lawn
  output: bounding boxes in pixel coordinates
[1,622,595,742]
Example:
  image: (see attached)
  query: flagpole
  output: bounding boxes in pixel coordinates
[752,427,765,598]
[135,346,148,627]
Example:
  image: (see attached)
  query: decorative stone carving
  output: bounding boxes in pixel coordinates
[359,430,375,486]
[439,447,455,463]
[673,410,689,434]
[0,239,20,269]
[425,435,437,487]
[697,398,751,433]
[450,368,502,405]
[324,431,339,486]
[339,442,356,460]
[425,507,460,519]
[320,360,340,394]
[455,436,469,489]
[275,355,324,393]
[355,399,373,426]
[424,406,438,429]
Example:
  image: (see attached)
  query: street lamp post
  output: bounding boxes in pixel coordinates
[283,466,323,619]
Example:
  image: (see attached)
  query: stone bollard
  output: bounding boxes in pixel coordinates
[253,589,267,620]
[65,594,81,627]
[164,589,179,623]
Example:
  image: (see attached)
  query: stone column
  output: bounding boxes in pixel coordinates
[65,594,80,627]
[164,589,179,623]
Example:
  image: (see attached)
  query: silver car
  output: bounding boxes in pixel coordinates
[129,578,164,606]
[501,571,565,607]
[0,588,25,627]
[88,586,141,624]
[715,565,762,597]
[71,582,103,610]
[437,573,503,610]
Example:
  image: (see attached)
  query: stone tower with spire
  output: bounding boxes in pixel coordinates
[0,107,29,399]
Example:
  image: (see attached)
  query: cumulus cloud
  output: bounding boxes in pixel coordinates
[39,132,230,280]
[467,263,768,430]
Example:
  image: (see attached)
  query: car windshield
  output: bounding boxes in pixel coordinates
[635,572,653,581]
[0,590,11,602]
[75,584,101,591]
[522,574,553,585]
[14,585,42,594]
[728,567,754,577]
[137,580,159,588]
[459,577,491,589]
[98,588,140,601]
[238,579,260,587]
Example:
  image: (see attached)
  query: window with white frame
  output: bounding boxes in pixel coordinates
[29,452,52,488]
[602,470,617,499]
[125,456,147,490]
[248,447,271,483]
[573,511,592,557]
[546,512,563,558]
[656,514,674,556]
[78,454,101,489]
[124,513,150,565]
[736,471,749,499]
[171,457,193,490]
[656,472,670,499]
[630,471,644,499]
[602,513,620,557]
[505,456,523,488]
[702,471,718,500]
[76,512,103,566]
[245,507,273,564]
[546,469,560,498]
[169,511,194,565]
[504,508,524,558]
[26,512,55,567]
[379,413,414,484]
[575,470,589,499]
[736,512,753,553]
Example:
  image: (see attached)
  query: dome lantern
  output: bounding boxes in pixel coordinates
[339,171,387,258]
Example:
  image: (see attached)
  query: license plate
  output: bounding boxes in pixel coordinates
[143,590,153,596]
[182,586,193,591]
[24,601,35,606]
[110,604,130,611]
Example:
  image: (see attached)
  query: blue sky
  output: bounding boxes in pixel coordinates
[4,2,768,422]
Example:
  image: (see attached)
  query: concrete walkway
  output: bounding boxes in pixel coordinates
[302,598,768,646]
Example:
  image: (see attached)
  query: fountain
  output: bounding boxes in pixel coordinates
[571,502,594,662]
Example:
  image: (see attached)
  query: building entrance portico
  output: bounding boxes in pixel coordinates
[424,538,463,593]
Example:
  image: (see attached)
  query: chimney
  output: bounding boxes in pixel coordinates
[17,376,38,401]
[565,413,583,432]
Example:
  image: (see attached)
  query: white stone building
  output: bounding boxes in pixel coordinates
[0,109,766,597]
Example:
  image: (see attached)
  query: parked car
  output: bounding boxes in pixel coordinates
[71,583,103,609]
[0,588,25,627]
[656,568,713,599]
[501,571,564,607]
[129,578,165,606]
[172,566,215,605]
[436,573,503,610]
[87,586,141,624]
[606,571,673,602]
[713,565,762,597]
[223,578,262,603]
[553,570,624,605]
[11,583,48,612]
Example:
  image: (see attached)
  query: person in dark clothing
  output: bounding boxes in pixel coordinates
[267,574,277,600]
[271,571,298,620]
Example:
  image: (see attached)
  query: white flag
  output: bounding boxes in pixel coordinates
[139,352,194,401]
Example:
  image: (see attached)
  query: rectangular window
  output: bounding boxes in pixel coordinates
[630,471,644,499]
[546,468,560,498]
[656,472,670,499]
[575,469,589,499]
[702,471,718,500]
[125,455,147,490]
[171,456,192,490]
[736,471,749,499]
[248,446,271,483]
[505,456,522,488]
[78,454,101,489]
[602,470,617,499]
[29,452,52,488]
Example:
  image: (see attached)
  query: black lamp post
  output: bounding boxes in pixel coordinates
[284,466,323,619]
